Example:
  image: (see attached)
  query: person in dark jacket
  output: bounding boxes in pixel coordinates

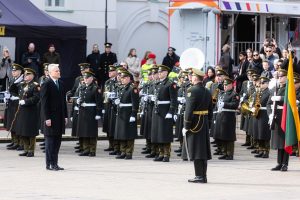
[42,44,60,65]
[162,47,180,71]
[219,44,234,77]
[235,51,250,93]
[16,68,40,157]
[250,51,263,74]
[182,68,213,184]
[77,71,102,157]
[41,64,68,171]
[21,43,41,77]
[86,44,101,81]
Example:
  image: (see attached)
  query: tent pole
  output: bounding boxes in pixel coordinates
[105,0,108,43]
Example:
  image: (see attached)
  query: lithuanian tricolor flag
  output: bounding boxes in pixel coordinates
[281,54,300,155]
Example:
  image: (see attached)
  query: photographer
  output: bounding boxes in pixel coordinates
[21,43,41,77]
[0,47,13,91]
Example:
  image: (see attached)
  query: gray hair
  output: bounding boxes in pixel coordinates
[48,64,59,73]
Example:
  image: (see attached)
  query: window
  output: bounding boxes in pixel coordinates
[45,0,64,8]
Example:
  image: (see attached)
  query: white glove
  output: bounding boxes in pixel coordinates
[114,99,120,105]
[129,116,136,122]
[271,96,281,102]
[296,100,299,105]
[19,100,25,105]
[165,113,172,119]
[81,103,86,107]
[4,92,10,99]
[180,98,186,104]
[250,107,256,113]
[95,115,101,120]
[70,117,73,122]
[173,115,178,122]
[268,114,274,125]
[76,98,81,104]
[151,95,157,102]
[218,102,224,109]
[102,109,105,114]
[182,128,188,137]
[143,96,148,102]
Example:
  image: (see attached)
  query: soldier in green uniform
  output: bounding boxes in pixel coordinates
[77,71,102,157]
[254,76,271,158]
[151,65,177,162]
[214,77,239,160]
[6,64,24,150]
[182,68,212,183]
[267,69,289,171]
[114,70,139,159]
[16,68,40,157]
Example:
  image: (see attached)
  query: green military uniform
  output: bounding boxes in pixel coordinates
[77,71,102,157]
[214,78,239,160]
[114,71,139,159]
[6,64,24,150]
[151,65,177,162]
[16,68,40,157]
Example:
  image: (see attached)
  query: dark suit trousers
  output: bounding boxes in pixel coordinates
[45,136,62,166]
[277,149,289,166]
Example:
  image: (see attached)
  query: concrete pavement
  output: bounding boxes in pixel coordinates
[0,135,300,200]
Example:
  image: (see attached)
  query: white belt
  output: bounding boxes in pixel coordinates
[10,96,19,100]
[214,108,238,113]
[119,103,132,107]
[81,103,96,107]
[260,107,267,110]
[277,106,283,110]
[157,101,170,105]
[74,106,79,111]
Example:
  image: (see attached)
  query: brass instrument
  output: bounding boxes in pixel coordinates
[240,94,253,115]
[212,87,220,104]
[252,88,261,117]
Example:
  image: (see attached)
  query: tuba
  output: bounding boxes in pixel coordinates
[240,101,252,115]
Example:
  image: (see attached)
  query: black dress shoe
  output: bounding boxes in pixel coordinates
[218,155,227,160]
[281,164,288,172]
[251,150,258,154]
[174,149,182,153]
[79,151,90,156]
[46,166,53,170]
[188,176,207,183]
[142,147,147,150]
[89,152,96,157]
[262,153,269,158]
[26,152,34,157]
[75,149,83,153]
[104,147,114,151]
[254,152,263,158]
[17,146,24,151]
[124,155,132,160]
[116,154,126,159]
[74,146,80,150]
[52,165,64,170]
[7,144,18,150]
[141,149,151,154]
[211,140,216,144]
[40,146,45,150]
[177,153,182,157]
[163,157,170,162]
[271,164,282,171]
[39,142,45,146]
[145,153,156,158]
[247,146,255,150]
[225,155,233,160]
[213,144,218,147]
[213,151,223,155]
[153,156,164,161]
[6,142,14,147]
[19,152,28,156]
[109,150,120,155]
[241,143,251,147]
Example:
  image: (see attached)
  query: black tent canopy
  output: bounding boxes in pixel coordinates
[0,0,87,90]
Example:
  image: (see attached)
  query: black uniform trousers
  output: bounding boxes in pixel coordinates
[45,136,62,167]
[194,159,207,177]
[277,149,289,166]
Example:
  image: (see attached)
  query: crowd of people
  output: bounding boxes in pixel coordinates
[1,38,300,183]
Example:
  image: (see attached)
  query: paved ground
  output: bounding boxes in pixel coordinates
[1,131,300,200]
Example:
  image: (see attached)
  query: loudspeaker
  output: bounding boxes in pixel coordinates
[221,15,229,29]
[289,18,297,31]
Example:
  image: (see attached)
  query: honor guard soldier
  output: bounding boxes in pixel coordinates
[214,77,239,160]
[16,68,40,157]
[151,65,177,162]
[6,64,24,150]
[102,65,118,151]
[99,43,118,88]
[254,76,271,158]
[114,70,139,159]
[77,71,102,157]
[182,68,213,184]
[239,69,256,147]
[267,69,289,171]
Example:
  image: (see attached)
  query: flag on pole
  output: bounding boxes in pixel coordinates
[281,53,300,155]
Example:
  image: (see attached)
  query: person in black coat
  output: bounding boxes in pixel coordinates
[86,44,101,81]
[41,64,68,171]
[16,68,40,157]
[99,43,118,88]
[162,47,180,71]
[182,68,213,184]
[235,51,250,93]
[21,43,41,77]
[42,44,60,65]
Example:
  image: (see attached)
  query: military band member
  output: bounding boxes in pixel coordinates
[267,69,289,171]
[182,68,212,183]
[114,70,139,159]
[254,76,271,158]
[239,69,256,147]
[6,64,24,150]
[16,68,40,157]
[151,65,177,162]
[77,71,102,157]
[102,65,118,151]
[214,77,239,160]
